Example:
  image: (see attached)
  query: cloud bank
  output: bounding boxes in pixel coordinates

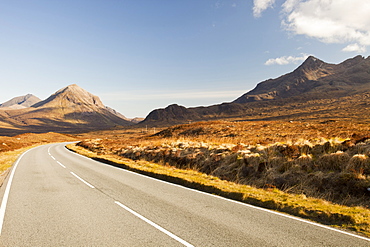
[282,0,370,51]
[254,0,370,63]
[253,0,275,17]
[342,43,367,53]
[265,54,309,65]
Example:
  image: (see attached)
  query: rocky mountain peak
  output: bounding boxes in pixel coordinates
[0,94,41,109]
[0,84,132,133]
[33,84,104,109]
[233,55,369,104]
[297,56,325,70]
[338,55,365,68]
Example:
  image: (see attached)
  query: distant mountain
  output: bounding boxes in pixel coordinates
[141,55,370,126]
[0,84,132,135]
[234,55,370,103]
[0,94,41,109]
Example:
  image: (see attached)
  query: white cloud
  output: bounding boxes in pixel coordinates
[281,0,370,50]
[253,0,275,17]
[265,54,309,65]
[342,43,367,53]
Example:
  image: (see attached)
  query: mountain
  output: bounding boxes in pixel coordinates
[234,55,370,103]
[0,94,41,109]
[141,55,370,126]
[0,84,132,135]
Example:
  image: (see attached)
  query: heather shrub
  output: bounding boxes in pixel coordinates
[347,154,370,175]
[316,151,351,171]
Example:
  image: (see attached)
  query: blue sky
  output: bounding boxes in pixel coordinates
[1,0,369,118]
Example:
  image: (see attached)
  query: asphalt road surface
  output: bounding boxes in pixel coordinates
[0,143,369,246]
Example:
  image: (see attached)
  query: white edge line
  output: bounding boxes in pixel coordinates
[56,161,66,169]
[64,145,370,242]
[70,172,95,189]
[119,167,370,242]
[114,201,194,247]
[0,147,34,235]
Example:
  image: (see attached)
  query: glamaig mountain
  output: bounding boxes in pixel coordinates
[141,55,370,126]
[0,84,131,135]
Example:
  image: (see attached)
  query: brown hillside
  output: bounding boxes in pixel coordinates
[0,94,41,109]
[141,55,370,126]
[0,84,132,135]
[234,55,370,103]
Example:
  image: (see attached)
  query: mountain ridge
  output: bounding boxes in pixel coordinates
[234,55,370,103]
[141,55,370,126]
[0,84,132,135]
[0,94,41,109]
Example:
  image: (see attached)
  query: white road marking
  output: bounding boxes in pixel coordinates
[56,161,66,168]
[70,172,95,189]
[64,145,370,242]
[0,148,34,235]
[114,201,194,247]
[105,158,370,242]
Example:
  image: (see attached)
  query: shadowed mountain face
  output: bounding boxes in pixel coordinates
[0,84,131,135]
[234,55,370,103]
[141,55,370,126]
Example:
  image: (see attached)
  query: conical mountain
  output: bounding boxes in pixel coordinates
[0,94,41,109]
[33,84,105,109]
[0,84,131,134]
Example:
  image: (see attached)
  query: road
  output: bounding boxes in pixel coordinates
[0,143,369,246]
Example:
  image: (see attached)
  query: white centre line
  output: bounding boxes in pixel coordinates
[70,172,95,189]
[56,161,66,168]
[114,201,194,247]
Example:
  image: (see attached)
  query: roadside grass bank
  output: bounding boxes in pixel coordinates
[0,145,39,186]
[67,143,370,238]
[0,132,77,186]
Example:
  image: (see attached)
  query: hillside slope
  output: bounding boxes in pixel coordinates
[0,94,41,109]
[0,84,131,135]
[141,55,370,126]
[234,55,370,103]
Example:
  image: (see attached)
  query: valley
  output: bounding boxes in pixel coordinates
[1,55,370,238]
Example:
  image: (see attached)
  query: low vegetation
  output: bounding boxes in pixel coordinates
[70,120,370,237]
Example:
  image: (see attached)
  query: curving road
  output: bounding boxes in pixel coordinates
[0,143,369,246]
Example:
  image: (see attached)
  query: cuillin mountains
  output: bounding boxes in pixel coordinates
[141,55,370,126]
[0,84,131,135]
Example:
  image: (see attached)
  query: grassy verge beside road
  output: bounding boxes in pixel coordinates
[0,146,37,186]
[67,142,370,238]
[0,132,77,186]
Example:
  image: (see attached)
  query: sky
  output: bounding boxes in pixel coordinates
[1,0,370,118]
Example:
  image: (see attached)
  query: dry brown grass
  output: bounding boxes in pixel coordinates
[67,142,370,237]
[74,120,370,207]
[0,132,77,176]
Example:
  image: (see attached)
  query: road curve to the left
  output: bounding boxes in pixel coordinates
[0,143,369,246]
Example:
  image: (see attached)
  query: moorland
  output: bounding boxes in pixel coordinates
[1,55,370,236]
